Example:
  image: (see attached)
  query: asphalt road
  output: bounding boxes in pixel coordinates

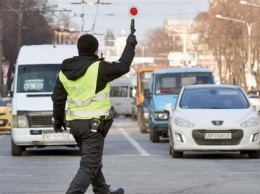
[0,117,260,194]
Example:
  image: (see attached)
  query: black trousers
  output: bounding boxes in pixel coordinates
[66,120,108,194]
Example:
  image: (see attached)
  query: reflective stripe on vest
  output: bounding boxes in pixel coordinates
[67,92,110,107]
[67,109,110,117]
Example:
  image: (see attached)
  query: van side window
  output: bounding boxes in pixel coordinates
[110,86,128,97]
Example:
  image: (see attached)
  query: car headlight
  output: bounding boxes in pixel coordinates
[18,115,29,128]
[143,112,149,119]
[154,112,168,120]
[174,117,195,128]
[241,116,260,127]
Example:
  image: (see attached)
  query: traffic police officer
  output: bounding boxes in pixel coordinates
[51,32,137,194]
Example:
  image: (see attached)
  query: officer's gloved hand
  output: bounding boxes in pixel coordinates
[126,34,137,48]
[54,119,67,133]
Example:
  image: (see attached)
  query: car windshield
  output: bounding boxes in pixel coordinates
[154,72,214,95]
[17,64,60,93]
[180,87,250,109]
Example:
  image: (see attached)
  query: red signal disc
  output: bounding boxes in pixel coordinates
[129,6,138,17]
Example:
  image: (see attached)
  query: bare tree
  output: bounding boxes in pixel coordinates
[144,27,173,66]
[2,0,54,90]
[193,0,260,91]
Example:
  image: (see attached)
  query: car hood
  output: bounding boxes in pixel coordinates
[154,95,178,111]
[174,108,258,128]
[12,93,53,112]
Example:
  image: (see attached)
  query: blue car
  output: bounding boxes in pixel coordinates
[146,67,215,143]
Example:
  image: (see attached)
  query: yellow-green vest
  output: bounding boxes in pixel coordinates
[59,61,111,120]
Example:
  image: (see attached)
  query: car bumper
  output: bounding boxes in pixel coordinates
[11,128,77,146]
[171,127,260,151]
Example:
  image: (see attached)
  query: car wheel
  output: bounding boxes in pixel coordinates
[137,114,141,127]
[168,129,173,155]
[169,144,172,155]
[110,107,118,118]
[170,134,183,158]
[139,117,147,133]
[248,151,260,159]
[11,139,25,156]
[131,114,136,121]
[139,125,147,133]
[140,128,147,133]
[150,126,159,143]
[172,150,183,158]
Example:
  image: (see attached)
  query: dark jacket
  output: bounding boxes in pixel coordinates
[52,44,135,121]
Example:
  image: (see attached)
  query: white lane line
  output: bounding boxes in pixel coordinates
[118,127,150,156]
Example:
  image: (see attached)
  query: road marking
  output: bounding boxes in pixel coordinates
[117,126,150,156]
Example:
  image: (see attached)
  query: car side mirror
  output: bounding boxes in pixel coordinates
[164,103,173,117]
[9,91,13,98]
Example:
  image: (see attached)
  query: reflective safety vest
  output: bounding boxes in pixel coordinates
[59,61,111,120]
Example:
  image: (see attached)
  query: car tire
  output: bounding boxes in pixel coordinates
[11,139,25,156]
[169,129,173,155]
[172,150,183,158]
[248,151,260,159]
[140,126,147,133]
[137,114,141,127]
[110,107,118,118]
[169,144,172,155]
[169,129,183,158]
[139,116,147,133]
[150,126,159,143]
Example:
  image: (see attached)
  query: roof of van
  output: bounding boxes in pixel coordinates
[153,67,212,75]
[16,44,78,65]
[136,65,173,73]
[110,76,136,86]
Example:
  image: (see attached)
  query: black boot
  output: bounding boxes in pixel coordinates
[107,186,124,194]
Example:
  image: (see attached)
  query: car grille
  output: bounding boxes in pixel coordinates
[192,129,243,145]
[29,116,53,127]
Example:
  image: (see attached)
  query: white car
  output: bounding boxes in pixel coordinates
[165,84,260,159]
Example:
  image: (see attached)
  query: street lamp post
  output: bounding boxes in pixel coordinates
[215,14,257,74]
[240,0,260,8]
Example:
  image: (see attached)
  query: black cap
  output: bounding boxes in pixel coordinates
[77,34,99,54]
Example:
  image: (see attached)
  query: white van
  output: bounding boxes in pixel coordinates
[110,77,136,117]
[11,44,77,156]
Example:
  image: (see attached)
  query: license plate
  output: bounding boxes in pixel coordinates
[43,133,69,140]
[205,133,232,139]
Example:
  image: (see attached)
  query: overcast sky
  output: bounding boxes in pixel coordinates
[50,0,209,43]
